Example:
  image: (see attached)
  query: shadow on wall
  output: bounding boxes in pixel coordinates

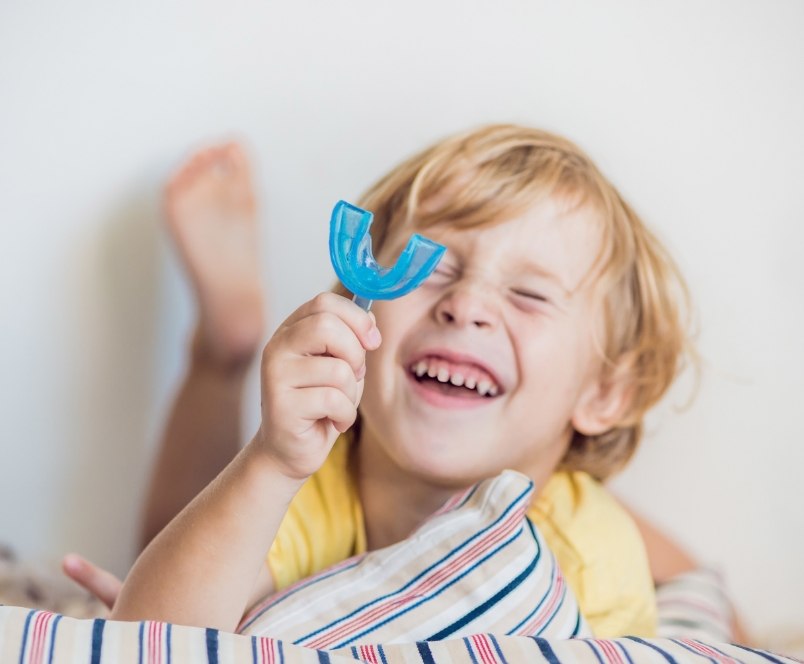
[56,188,164,575]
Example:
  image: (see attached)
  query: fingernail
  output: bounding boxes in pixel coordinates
[367,326,381,348]
[63,555,81,572]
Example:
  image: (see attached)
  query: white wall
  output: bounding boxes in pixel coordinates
[1,0,802,639]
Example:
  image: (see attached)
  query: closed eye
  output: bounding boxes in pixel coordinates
[429,266,459,281]
[512,289,549,303]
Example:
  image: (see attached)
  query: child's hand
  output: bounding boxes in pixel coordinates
[255,292,381,480]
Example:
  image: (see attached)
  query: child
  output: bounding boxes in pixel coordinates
[105,126,692,637]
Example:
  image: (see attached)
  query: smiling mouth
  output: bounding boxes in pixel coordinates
[408,356,501,399]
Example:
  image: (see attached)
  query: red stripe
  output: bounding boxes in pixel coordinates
[680,638,739,664]
[431,486,473,517]
[521,572,563,634]
[596,639,624,664]
[471,634,497,664]
[28,611,53,664]
[240,553,370,631]
[27,611,43,664]
[306,503,527,648]
[657,596,728,622]
[359,644,379,663]
[266,636,274,664]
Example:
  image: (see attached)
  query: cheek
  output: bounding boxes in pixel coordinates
[515,323,590,399]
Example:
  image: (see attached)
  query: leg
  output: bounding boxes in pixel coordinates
[140,143,265,548]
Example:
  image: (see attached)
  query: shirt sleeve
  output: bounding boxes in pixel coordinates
[266,436,363,591]
[529,471,657,637]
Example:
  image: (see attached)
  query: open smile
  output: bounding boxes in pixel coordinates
[406,354,504,409]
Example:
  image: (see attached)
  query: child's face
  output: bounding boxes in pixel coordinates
[358,196,612,487]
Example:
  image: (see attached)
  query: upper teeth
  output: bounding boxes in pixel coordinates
[412,359,499,397]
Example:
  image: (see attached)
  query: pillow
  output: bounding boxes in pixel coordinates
[238,470,591,648]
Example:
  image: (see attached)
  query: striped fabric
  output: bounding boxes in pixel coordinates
[239,470,589,646]
[1,606,799,664]
[657,568,735,642]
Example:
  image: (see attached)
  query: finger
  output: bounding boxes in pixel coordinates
[290,386,359,434]
[285,356,360,404]
[62,553,122,610]
[281,292,381,351]
[280,311,370,378]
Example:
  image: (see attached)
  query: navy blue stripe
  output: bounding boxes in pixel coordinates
[166,623,172,664]
[241,558,363,629]
[377,644,389,664]
[296,483,533,644]
[205,628,219,664]
[137,621,145,664]
[428,545,539,640]
[570,612,582,637]
[251,636,258,664]
[507,535,558,635]
[450,482,482,512]
[731,643,789,664]
[615,639,635,664]
[351,646,359,658]
[90,618,105,664]
[47,614,63,664]
[278,637,284,664]
[331,524,525,647]
[462,637,480,664]
[316,650,331,663]
[416,641,437,664]
[624,636,678,663]
[488,634,508,664]
[582,640,606,664]
[532,637,561,664]
[17,609,35,664]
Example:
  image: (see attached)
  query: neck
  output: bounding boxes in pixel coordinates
[353,425,571,552]
[355,437,457,551]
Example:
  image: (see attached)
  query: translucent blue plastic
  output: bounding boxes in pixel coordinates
[329,200,446,311]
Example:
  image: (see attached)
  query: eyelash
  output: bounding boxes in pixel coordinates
[432,271,548,304]
[512,289,549,303]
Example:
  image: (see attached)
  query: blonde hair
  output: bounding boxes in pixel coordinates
[340,124,694,481]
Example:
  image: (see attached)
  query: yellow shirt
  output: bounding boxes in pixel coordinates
[267,436,656,637]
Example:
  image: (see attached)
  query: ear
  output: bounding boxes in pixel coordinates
[571,362,635,436]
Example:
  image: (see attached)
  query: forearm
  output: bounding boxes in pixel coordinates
[115,439,300,630]
[140,342,251,549]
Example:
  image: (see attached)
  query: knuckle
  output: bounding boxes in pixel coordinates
[311,291,336,311]
[331,359,355,386]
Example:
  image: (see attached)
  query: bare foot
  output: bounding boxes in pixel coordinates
[165,142,265,369]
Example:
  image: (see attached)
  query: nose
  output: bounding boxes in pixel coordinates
[434,282,500,329]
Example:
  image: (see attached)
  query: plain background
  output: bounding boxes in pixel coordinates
[1,0,802,640]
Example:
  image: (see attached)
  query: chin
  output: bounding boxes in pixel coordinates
[392,439,499,489]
